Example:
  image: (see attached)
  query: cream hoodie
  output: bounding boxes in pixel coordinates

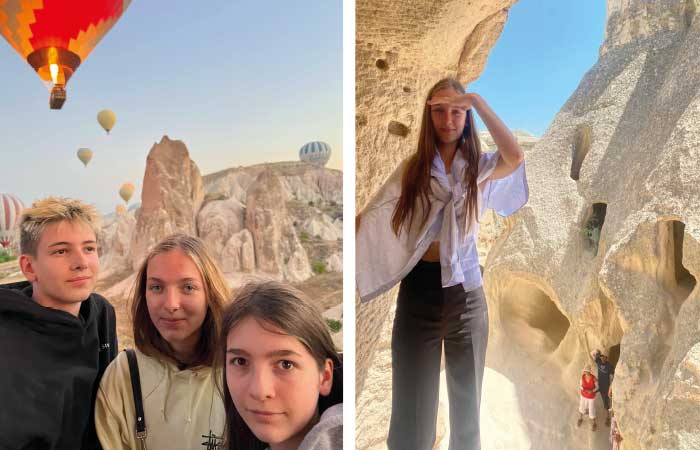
[95,348,225,450]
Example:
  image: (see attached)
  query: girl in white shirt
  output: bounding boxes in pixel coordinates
[356,77,528,450]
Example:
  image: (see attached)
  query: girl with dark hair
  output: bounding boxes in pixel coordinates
[222,281,342,450]
[356,77,528,450]
[95,234,229,449]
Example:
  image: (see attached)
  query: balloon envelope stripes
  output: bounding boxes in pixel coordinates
[299,141,331,166]
[0,194,24,248]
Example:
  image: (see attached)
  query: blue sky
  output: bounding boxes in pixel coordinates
[0,1,342,214]
[471,1,606,137]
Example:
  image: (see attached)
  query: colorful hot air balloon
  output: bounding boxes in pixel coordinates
[97,109,117,134]
[0,194,23,248]
[0,0,132,109]
[119,183,134,204]
[77,148,93,166]
[115,204,126,215]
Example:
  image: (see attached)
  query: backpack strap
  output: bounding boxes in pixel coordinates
[125,348,148,450]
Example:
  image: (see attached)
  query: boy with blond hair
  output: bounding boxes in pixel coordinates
[0,197,117,450]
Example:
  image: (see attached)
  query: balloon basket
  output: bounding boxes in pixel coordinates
[50,85,66,109]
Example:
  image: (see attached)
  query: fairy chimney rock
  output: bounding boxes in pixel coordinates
[130,136,204,269]
[245,169,312,282]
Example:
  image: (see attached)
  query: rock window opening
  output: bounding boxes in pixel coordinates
[671,221,696,295]
[500,281,570,356]
[570,123,592,181]
[582,203,607,254]
[608,343,621,369]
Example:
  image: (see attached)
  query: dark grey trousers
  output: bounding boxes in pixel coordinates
[387,261,489,450]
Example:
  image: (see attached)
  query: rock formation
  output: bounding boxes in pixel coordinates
[484,1,700,448]
[245,169,312,282]
[130,136,204,270]
[197,197,246,264]
[98,209,136,280]
[204,161,342,205]
[97,137,343,349]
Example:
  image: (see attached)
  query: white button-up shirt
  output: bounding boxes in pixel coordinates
[429,148,528,291]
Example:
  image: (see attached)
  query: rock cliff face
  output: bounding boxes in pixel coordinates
[485,1,700,448]
[357,1,700,449]
[355,1,517,449]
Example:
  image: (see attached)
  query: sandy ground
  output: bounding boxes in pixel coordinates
[434,366,614,450]
[435,368,532,450]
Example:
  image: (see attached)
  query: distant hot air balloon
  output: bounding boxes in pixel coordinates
[115,204,126,215]
[119,183,134,204]
[299,141,332,166]
[0,194,24,249]
[97,109,117,134]
[77,148,93,166]
[0,0,132,109]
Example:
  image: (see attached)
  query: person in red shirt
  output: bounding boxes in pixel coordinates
[577,364,599,431]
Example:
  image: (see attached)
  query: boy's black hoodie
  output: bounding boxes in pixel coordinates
[0,281,117,450]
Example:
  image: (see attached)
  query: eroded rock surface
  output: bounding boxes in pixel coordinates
[484,1,700,448]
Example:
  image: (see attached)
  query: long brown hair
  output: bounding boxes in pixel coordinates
[220,281,343,450]
[391,77,482,236]
[131,233,229,368]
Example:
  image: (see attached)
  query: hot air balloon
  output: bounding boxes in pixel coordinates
[0,1,132,109]
[0,194,24,249]
[119,183,134,204]
[97,109,117,134]
[115,204,126,215]
[77,148,93,166]
[299,141,332,166]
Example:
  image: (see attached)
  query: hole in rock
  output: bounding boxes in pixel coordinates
[500,280,570,355]
[387,120,409,137]
[608,343,621,369]
[582,203,607,254]
[659,220,696,309]
[375,59,388,71]
[671,221,696,296]
[570,123,592,181]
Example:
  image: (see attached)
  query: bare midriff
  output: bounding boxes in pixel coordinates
[421,240,441,262]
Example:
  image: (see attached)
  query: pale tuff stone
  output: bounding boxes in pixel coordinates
[246,169,312,282]
[197,197,246,263]
[99,209,136,278]
[204,161,342,206]
[483,0,700,448]
[130,135,204,271]
[221,229,256,274]
[301,214,343,241]
[325,253,343,273]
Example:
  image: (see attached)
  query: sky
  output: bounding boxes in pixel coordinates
[0,1,342,214]
[471,1,607,137]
